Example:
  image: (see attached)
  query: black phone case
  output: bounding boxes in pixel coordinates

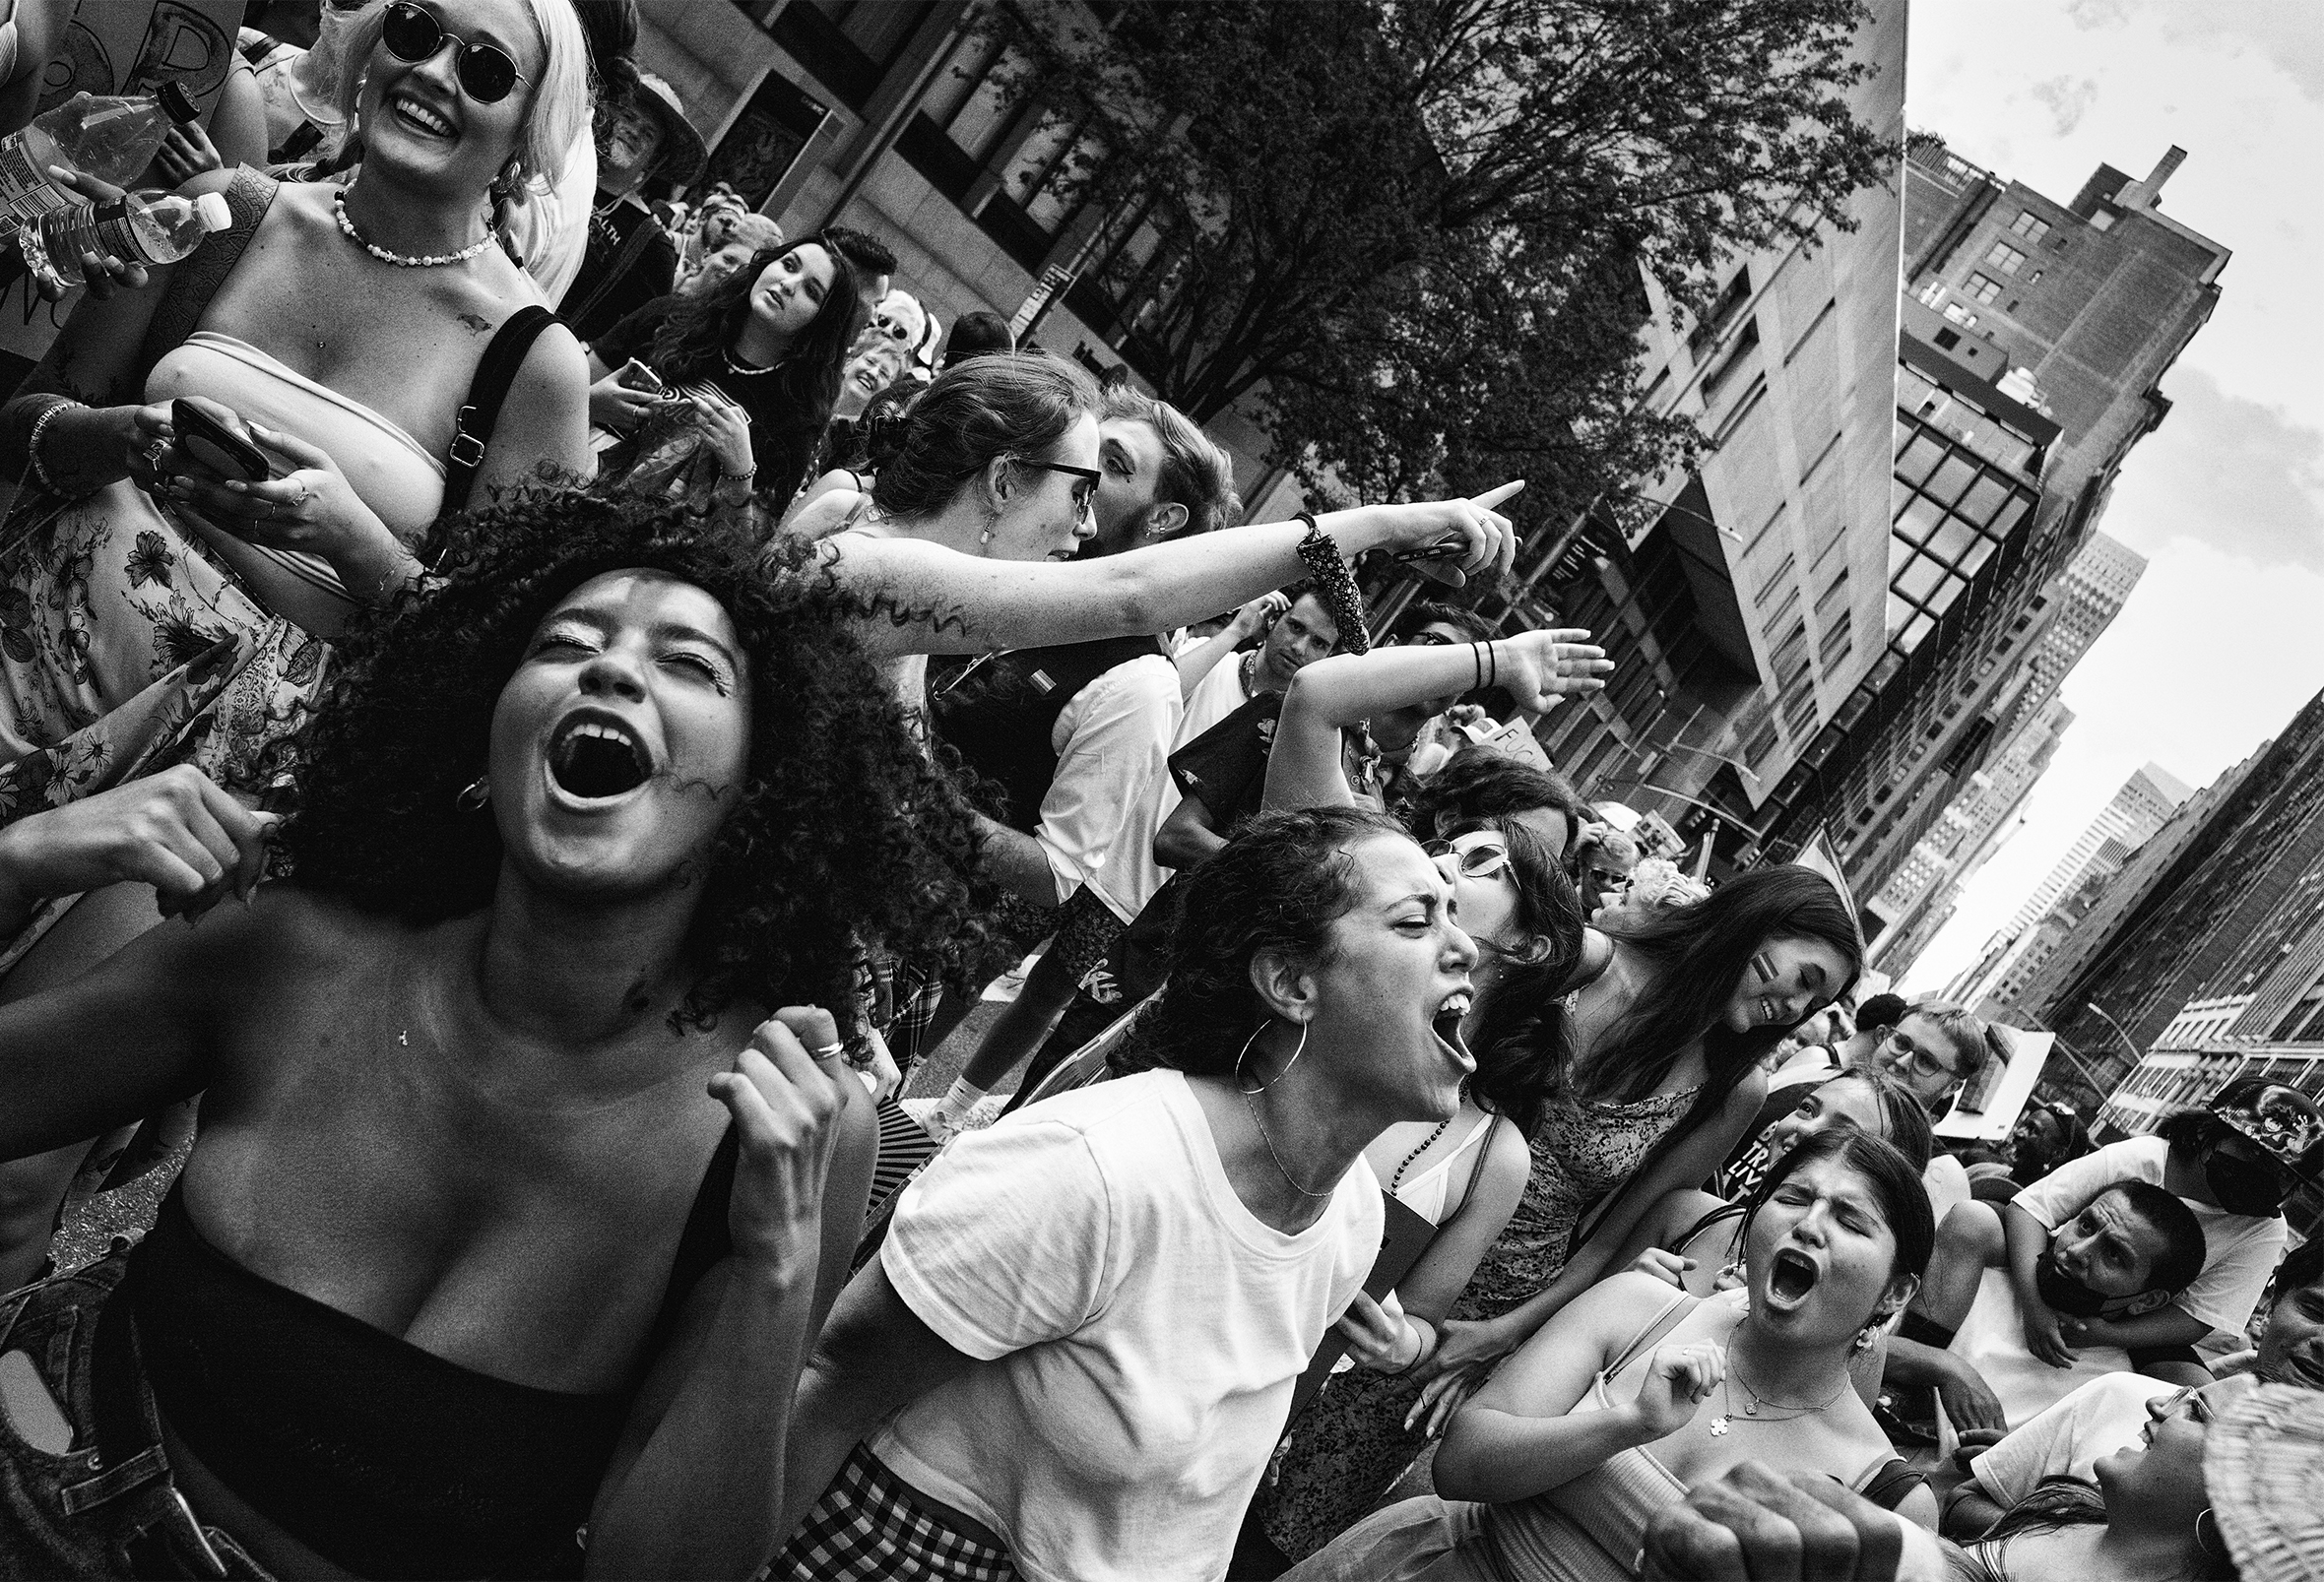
[171,402,270,482]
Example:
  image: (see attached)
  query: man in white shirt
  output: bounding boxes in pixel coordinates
[928,390,1239,1130]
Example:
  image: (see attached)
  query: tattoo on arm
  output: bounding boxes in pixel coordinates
[458,312,493,336]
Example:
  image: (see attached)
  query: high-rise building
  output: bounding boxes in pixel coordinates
[1467,4,1907,847]
[2034,686,2324,1096]
[1950,762,2190,1011]
[1698,141,2227,897]
[1866,693,2074,975]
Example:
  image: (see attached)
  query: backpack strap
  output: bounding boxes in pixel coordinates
[130,166,277,390]
[440,305,557,516]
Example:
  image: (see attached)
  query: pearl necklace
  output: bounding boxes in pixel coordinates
[333,188,496,268]
[722,348,777,378]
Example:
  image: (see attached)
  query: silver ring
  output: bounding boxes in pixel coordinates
[144,439,168,467]
[809,1042,846,1061]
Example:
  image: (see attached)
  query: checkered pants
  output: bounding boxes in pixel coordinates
[772,1444,1018,1581]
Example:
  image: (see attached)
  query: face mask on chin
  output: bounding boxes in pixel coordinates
[2034,1248,2133,1319]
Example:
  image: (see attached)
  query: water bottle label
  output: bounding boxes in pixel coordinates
[0,142,69,220]
[80,199,160,265]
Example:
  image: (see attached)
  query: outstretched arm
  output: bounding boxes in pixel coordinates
[1262,629,1607,811]
[825,485,1521,661]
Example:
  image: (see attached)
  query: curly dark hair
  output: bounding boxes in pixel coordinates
[1131,805,1412,1077]
[280,491,986,1032]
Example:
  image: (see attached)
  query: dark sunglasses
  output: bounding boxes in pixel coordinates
[1014,458,1102,521]
[382,2,530,104]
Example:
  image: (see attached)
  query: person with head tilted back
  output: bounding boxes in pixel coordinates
[0,0,595,1296]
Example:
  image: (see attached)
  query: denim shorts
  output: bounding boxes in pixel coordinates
[0,1254,273,1579]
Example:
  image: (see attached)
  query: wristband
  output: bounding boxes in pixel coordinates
[1470,641,1486,693]
[1292,511,1370,655]
[27,398,83,495]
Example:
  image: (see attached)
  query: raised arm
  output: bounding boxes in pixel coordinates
[1262,629,1607,811]
[1436,1272,1713,1502]
[1174,595,1282,698]
[824,485,1521,662]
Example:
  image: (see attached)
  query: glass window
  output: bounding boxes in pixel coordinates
[1889,535,1916,580]
[1984,241,2028,276]
[1900,611,1935,652]
[1956,535,1998,579]
[1894,431,1946,487]
[1897,554,1944,604]
[1988,494,2034,538]
[1925,453,1978,507]
[1957,473,2012,528]
[1925,515,1976,565]
[1923,573,1968,619]
[1886,594,1910,636]
[2090,207,2117,232]
[2010,211,2050,242]
[1896,493,1946,545]
[1965,272,2004,304]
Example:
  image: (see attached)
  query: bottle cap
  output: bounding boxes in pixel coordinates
[159,82,200,125]
[194,192,231,232]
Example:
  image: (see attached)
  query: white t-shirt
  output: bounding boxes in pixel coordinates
[1040,655,1182,921]
[1175,640,1255,748]
[1945,1267,2136,1437]
[2013,1136,2286,1342]
[1969,1371,2166,1506]
[874,1070,1381,1582]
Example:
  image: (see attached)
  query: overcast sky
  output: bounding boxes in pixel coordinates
[1896,0,2324,994]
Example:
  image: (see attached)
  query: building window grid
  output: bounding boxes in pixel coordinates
[1984,240,2029,277]
[2010,210,2051,242]
[1964,272,2004,304]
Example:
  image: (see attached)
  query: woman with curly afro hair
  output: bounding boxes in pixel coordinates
[0,491,986,1578]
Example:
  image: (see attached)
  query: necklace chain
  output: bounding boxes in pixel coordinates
[1390,1114,1454,1193]
[333,187,496,268]
[1240,1089,1334,1200]
[723,348,777,378]
[1708,1339,1851,1435]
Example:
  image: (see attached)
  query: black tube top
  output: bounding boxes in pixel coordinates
[122,1127,736,1578]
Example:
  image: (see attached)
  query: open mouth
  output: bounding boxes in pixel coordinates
[389,92,456,139]
[1758,994,1778,1026]
[1432,990,1475,1072]
[548,716,651,800]
[1766,1247,1820,1305]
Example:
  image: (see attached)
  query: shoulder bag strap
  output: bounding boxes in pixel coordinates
[1856,1457,1928,1511]
[130,166,277,390]
[559,211,661,331]
[439,304,557,516]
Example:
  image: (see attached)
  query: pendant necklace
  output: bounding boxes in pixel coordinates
[1708,1345,1850,1436]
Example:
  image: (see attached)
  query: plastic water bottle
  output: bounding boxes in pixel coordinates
[20,190,232,296]
[0,84,200,228]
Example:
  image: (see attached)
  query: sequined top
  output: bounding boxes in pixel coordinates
[1452,1085,1701,1322]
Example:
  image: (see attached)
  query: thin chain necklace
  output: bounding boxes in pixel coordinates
[1241,1090,1334,1200]
[334,187,495,268]
[1707,1341,1851,1435]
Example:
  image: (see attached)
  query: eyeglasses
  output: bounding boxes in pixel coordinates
[1014,458,1102,522]
[1401,630,1457,647]
[381,2,531,104]
[1882,1027,1961,1083]
[1425,833,1513,881]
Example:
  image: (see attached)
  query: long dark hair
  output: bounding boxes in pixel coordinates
[649,238,862,430]
[1571,865,1861,1252]
[281,491,986,1032]
[1454,815,1583,1139]
[1959,1477,2234,1581]
[1132,806,1412,1077]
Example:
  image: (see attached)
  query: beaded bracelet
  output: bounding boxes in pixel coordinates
[26,398,83,495]
[1292,511,1371,655]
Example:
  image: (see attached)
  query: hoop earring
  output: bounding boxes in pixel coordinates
[1234,1018,1310,1096]
[456,775,490,811]
[2195,1509,2226,1562]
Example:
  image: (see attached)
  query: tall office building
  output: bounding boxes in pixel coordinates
[1866,693,2074,975]
[2034,686,2324,1096]
[1681,141,2228,897]
[1466,2,1907,849]
[1950,762,2189,1011]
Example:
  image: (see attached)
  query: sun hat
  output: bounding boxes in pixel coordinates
[2205,1380,2324,1581]
[628,70,708,188]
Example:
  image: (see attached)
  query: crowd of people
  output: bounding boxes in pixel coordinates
[0,3,2320,1580]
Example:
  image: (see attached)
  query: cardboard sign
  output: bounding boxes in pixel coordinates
[1935,1025,2052,1141]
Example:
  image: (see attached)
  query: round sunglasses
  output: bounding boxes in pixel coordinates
[382,2,531,104]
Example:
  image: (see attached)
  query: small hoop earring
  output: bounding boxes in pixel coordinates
[1234,1018,1310,1096]
[2195,1508,2225,1561]
[456,775,490,811]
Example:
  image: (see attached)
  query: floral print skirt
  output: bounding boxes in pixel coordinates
[0,481,327,964]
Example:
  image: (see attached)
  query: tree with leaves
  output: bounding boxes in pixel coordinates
[991,0,1891,544]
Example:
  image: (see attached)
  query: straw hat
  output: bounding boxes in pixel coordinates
[2205,1381,2324,1582]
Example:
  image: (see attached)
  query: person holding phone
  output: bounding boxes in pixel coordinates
[0,0,596,1290]
[584,235,863,505]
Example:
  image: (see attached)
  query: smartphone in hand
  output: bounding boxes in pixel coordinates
[170,399,272,483]
[617,359,667,395]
